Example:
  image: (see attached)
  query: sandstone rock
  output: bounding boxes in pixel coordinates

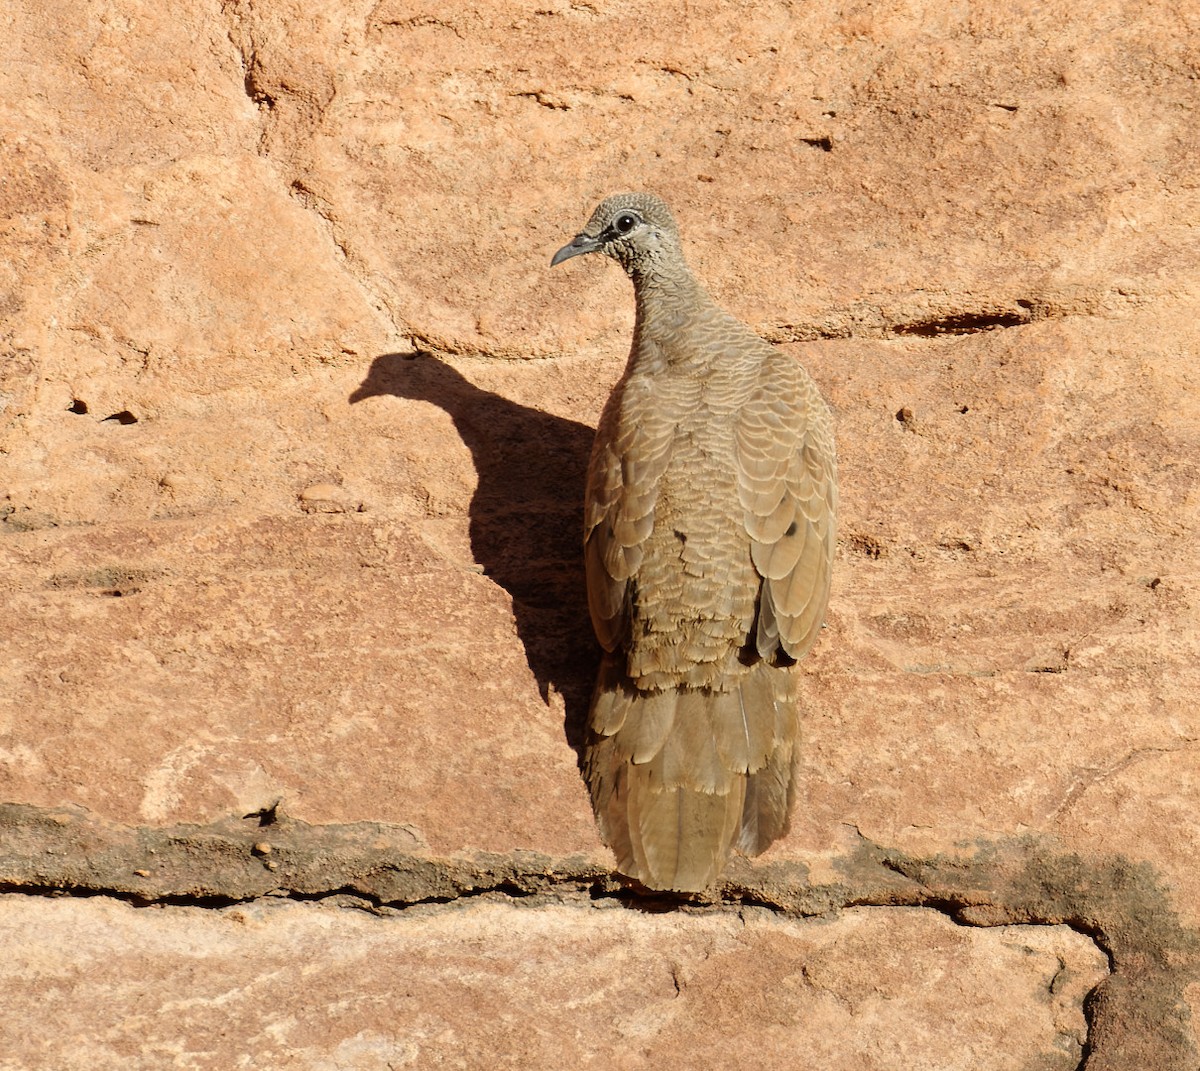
[297,482,365,513]
[0,896,1105,1070]
[1,0,1198,1065]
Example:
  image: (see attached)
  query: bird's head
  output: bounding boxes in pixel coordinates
[551,193,683,277]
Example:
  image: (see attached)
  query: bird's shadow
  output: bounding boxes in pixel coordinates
[350,351,598,752]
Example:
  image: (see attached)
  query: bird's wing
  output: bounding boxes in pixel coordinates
[735,353,837,661]
[584,375,675,652]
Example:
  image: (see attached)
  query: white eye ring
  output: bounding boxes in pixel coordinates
[615,213,638,234]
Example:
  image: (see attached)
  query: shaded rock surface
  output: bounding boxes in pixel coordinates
[2,0,1199,1065]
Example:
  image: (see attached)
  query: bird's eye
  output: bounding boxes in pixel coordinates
[614,213,638,234]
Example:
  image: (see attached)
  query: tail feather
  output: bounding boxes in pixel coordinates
[734,662,799,855]
[634,778,745,892]
[658,688,726,792]
[736,734,797,855]
[584,656,798,892]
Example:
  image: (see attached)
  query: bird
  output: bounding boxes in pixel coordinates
[551,193,837,893]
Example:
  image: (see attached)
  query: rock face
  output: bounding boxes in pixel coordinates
[0,896,1105,1070]
[1,1,1198,1067]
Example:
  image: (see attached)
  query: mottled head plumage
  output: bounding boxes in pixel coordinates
[551,192,684,276]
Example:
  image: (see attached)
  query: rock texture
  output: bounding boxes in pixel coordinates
[0,895,1105,1070]
[2,0,1199,1066]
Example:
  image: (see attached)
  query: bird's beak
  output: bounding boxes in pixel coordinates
[551,232,602,266]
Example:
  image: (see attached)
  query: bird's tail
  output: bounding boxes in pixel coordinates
[583,655,798,893]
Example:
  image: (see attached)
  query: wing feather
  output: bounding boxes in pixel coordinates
[736,352,837,663]
[584,377,674,652]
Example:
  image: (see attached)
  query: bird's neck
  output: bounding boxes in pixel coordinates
[629,267,721,374]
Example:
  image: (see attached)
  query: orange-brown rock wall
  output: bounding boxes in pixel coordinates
[2,1,1198,1065]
